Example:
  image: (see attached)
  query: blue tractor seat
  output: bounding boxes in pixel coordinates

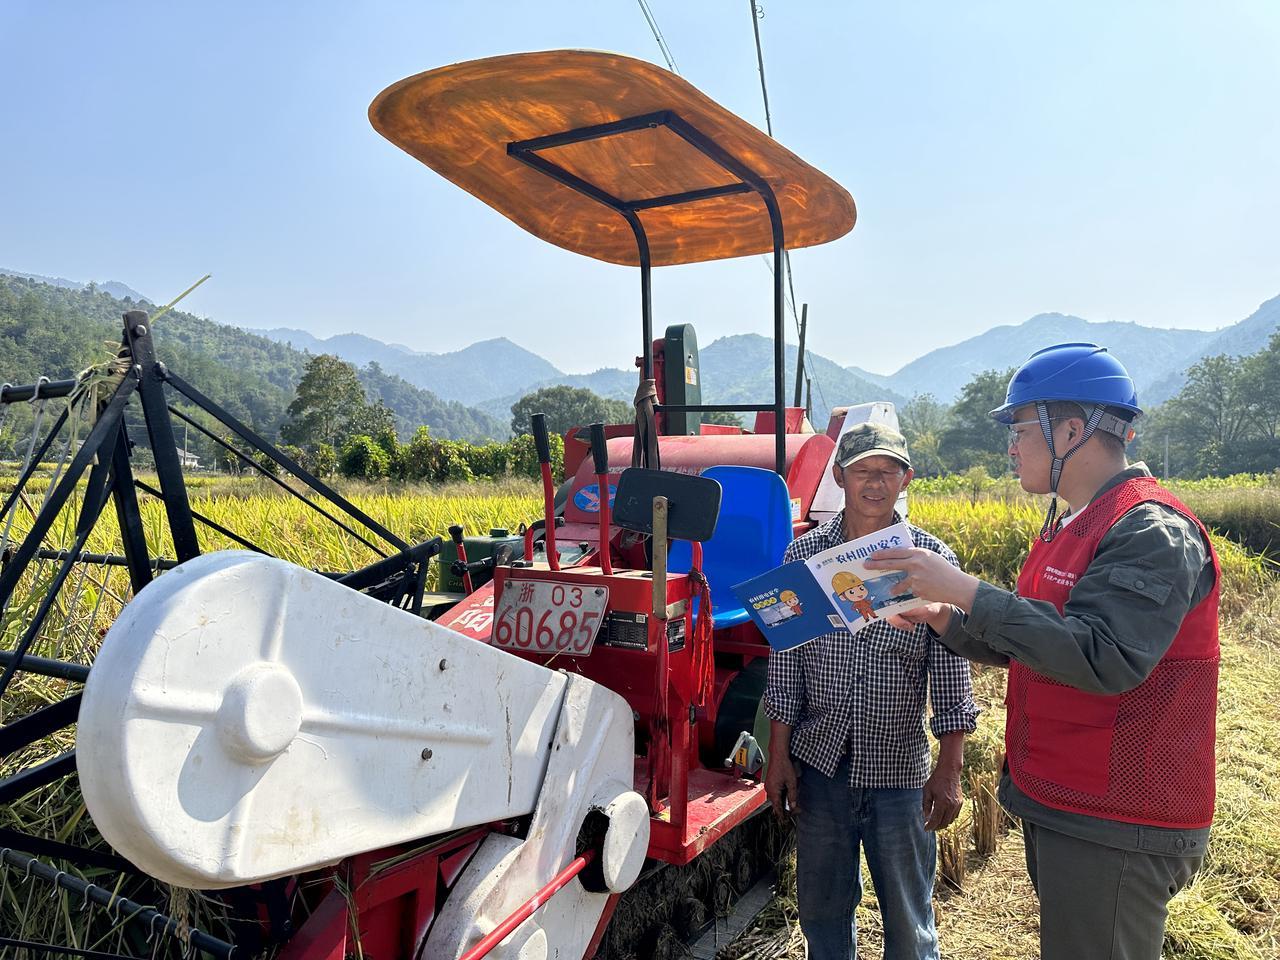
[668,465,794,629]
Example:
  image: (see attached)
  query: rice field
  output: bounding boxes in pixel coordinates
[1,474,1277,958]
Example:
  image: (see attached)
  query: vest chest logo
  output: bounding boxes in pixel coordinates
[1042,564,1078,588]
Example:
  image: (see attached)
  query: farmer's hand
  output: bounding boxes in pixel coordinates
[765,753,799,818]
[864,548,981,613]
[884,602,955,635]
[923,761,963,831]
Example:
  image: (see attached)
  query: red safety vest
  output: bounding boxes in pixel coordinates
[1005,476,1219,828]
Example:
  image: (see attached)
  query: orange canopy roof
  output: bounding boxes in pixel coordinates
[369,50,856,267]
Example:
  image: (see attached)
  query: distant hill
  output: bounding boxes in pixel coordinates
[254,301,1280,422]
[1144,294,1280,404]
[472,335,904,430]
[701,334,905,429]
[845,366,896,392]
[251,327,560,406]
[865,313,1221,404]
[1,266,150,305]
[0,276,506,450]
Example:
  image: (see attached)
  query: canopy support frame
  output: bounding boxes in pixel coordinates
[508,110,788,476]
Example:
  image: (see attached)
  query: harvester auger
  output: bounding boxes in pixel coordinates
[0,49,889,960]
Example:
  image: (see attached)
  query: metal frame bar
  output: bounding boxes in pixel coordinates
[507,110,789,475]
[0,376,136,693]
[165,403,389,556]
[0,405,71,523]
[0,694,81,757]
[0,848,235,959]
[0,751,77,805]
[0,378,79,403]
[0,650,90,683]
[134,479,269,555]
[0,826,138,874]
[123,311,201,562]
[162,371,408,553]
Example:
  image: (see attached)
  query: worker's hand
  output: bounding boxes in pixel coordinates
[884,602,954,635]
[864,548,981,613]
[922,762,963,832]
[764,753,799,819]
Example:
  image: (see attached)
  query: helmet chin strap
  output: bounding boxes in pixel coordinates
[1037,401,1107,542]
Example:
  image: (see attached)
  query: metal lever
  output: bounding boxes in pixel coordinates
[589,423,612,575]
[447,525,475,594]
[531,413,560,570]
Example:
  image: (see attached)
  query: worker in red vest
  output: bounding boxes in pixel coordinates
[864,343,1218,960]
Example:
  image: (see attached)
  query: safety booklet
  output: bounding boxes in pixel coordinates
[730,521,925,652]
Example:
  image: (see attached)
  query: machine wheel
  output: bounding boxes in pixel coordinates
[732,847,755,894]
[672,895,709,939]
[712,873,735,918]
[639,923,682,960]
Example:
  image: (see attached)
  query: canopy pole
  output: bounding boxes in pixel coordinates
[626,212,654,381]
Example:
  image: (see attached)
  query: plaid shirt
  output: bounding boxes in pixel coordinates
[764,512,979,788]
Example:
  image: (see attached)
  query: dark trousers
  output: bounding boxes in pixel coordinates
[1023,820,1203,960]
[794,758,939,960]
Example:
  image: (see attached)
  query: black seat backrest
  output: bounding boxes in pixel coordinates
[611,467,722,543]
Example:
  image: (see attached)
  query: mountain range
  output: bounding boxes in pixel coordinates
[252,325,901,431]
[849,298,1280,406]
[5,266,1277,443]
[0,267,151,305]
[0,272,507,444]
[254,292,1280,424]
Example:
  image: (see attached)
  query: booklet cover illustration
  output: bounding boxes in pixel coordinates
[731,522,924,651]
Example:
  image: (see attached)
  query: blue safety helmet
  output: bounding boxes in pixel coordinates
[991,343,1140,542]
[989,343,1141,424]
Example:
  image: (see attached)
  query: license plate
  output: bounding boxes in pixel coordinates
[493,578,609,656]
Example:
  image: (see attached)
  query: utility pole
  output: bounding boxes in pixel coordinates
[805,377,813,423]
[1164,434,1170,480]
[793,303,808,408]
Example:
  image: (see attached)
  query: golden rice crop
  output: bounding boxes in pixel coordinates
[2,483,1278,959]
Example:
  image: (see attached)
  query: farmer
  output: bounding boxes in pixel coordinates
[867,343,1218,960]
[764,422,978,960]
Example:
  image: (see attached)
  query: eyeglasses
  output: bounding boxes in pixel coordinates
[1007,418,1069,445]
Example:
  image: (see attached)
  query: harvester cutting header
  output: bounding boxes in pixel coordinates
[0,51,894,959]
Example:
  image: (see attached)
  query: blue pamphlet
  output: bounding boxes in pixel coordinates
[730,522,923,651]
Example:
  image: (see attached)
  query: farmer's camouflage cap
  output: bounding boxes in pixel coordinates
[835,422,911,470]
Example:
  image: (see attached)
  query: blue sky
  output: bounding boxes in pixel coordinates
[2,1,1277,375]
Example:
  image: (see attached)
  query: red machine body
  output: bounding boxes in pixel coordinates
[440,421,835,871]
[562,432,833,535]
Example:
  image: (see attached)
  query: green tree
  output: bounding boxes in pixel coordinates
[938,368,1016,474]
[898,393,951,477]
[313,442,338,477]
[510,385,630,436]
[702,408,743,428]
[1140,348,1276,476]
[282,354,371,450]
[1240,331,1280,443]
[339,434,391,481]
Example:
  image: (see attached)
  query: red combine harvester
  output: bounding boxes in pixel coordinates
[0,50,890,960]
[394,49,856,955]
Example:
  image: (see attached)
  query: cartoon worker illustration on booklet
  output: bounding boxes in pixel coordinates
[779,589,804,618]
[831,571,877,621]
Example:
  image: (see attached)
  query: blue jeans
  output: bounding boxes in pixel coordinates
[794,757,939,960]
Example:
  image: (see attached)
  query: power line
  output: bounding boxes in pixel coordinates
[747,2,801,331]
[633,0,831,419]
[748,1,774,137]
[747,1,829,417]
[636,0,679,73]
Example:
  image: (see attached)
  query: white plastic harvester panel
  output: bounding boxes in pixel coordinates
[76,551,567,889]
